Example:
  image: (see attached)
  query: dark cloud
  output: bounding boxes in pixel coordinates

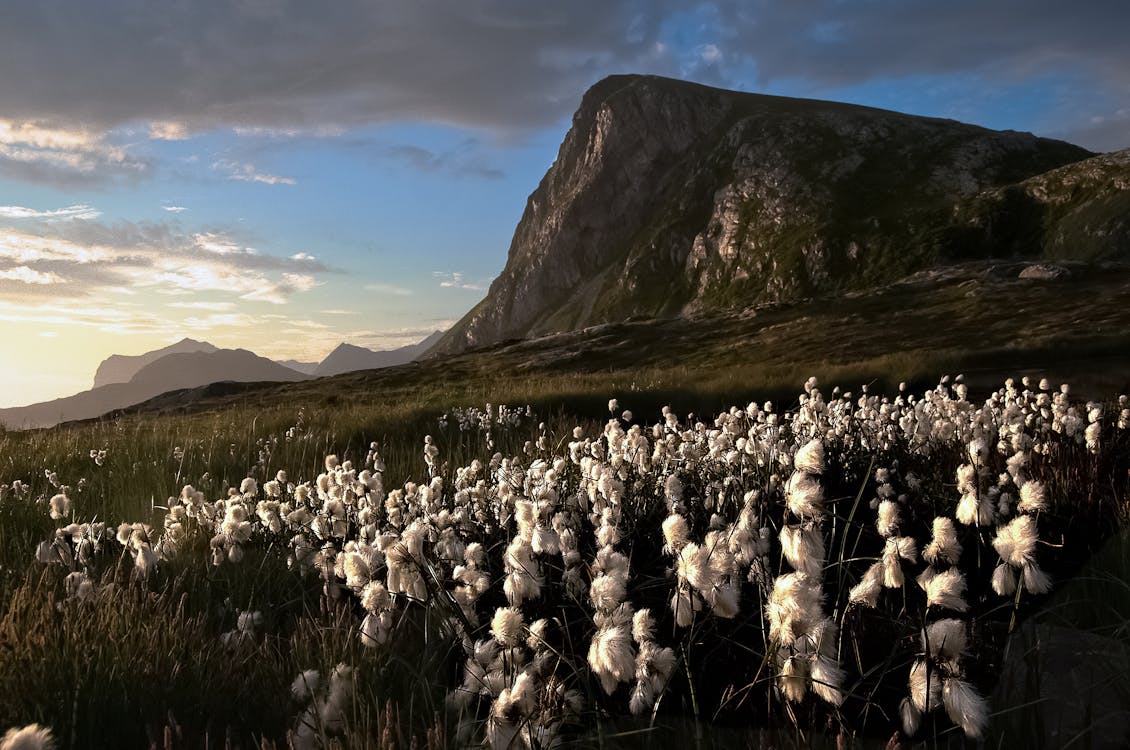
[0,1,680,134]
[714,1,1130,90]
[0,1,1126,149]
[1054,110,1130,153]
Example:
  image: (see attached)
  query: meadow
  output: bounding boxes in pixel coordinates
[1,367,1128,749]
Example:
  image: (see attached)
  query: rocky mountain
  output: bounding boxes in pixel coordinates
[0,348,307,429]
[946,147,1130,260]
[92,337,216,388]
[313,331,444,377]
[431,74,1111,354]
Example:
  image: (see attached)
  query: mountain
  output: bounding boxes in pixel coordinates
[0,348,307,429]
[275,359,320,375]
[431,74,1106,354]
[945,147,1130,261]
[92,337,216,388]
[313,331,444,377]
[127,349,307,392]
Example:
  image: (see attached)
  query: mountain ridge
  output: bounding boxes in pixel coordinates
[431,74,1105,355]
[314,331,444,377]
[92,337,217,388]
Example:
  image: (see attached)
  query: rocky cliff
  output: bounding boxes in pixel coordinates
[432,74,1100,354]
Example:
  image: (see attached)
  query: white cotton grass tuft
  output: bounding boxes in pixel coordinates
[921,619,967,661]
[631,609,655,644]
[48,493,70,521]
[992,515,1038,569]
[921,568,969,612]
[992,562,1018,596]
[1017,481,1048,514]
[785,472,825,519]
[942,677,989,738]
[661,514,690,553]
[908,659,941,713]
[810,654,845,706]
[793,439,825,475]
[779,524,825,579]
[923,517,962,566]
[1021,562,1052,594]
[0,724,56,750]
[588,622,635,695]
[490,607,524,647]
[767,572,823,643]
[779,656,808,702]
[900,697,922,736]
[848,561,884,608]
[290,669,320,701]
[876,500,900,537]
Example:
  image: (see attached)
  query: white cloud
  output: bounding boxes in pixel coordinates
[363,281,413,296]
[167,301,237,311]
[0,266,64,284]
[162,205,188,213]
[0,119,149,186]
[0,204,100,220]
[213,159,296,185]
[148,121,190,140]
[320,309,358,315]
[434,271,485,291]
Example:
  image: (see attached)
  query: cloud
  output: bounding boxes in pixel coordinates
[711,2,1130,91]
[213,159,297,185]
[380,143,504,180]
[167,301,237,311]
[162,205,188,213]
[0,204,101,220]
[0,216,330,304]
[0,119,151,187]
[319,309,358,315]
[0,1,687,137]
[0,266,65,284]
[434,271,485,291]
[1054,108,1130,153]
[148,121,190,140]
[363,282,413,296]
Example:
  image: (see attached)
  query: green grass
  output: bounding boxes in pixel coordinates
[1,307,1129,746]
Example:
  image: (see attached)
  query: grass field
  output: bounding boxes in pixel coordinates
[1,351,1128,748]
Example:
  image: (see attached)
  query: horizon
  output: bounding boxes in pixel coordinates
[3,2,1130,408]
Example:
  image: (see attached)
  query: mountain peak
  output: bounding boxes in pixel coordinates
[431,76,1096,355]
[92,337,218,389]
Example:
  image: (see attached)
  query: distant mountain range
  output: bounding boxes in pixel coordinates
[0,332,442,429]
[314,331,444,377]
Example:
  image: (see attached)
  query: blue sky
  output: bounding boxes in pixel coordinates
[1,1,1128,406]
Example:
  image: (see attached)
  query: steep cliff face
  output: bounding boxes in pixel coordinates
[433,74,1096,354]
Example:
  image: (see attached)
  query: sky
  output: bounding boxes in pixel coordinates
[1,1,1128,407]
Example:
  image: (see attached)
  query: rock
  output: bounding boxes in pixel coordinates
[1018,263,1070,280]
